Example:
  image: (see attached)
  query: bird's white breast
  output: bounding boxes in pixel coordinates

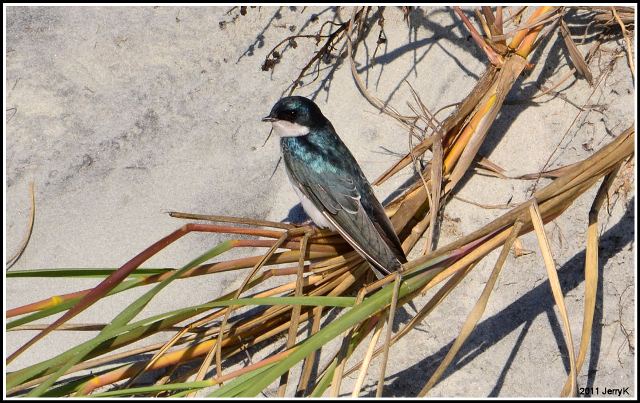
[272,120,310,137]
[288,178,336,230]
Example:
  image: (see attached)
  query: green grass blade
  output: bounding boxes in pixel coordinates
[8,300,79,330]
[90,380,216,397]
[8,307,206,389]
[310,357,338,397]
[227,271,435,397]
[24,241,234,397]
[39,365,130,397]
[8,295,326,392]
[7,277,145,329]
[6,268,172,278]
[310,315,377,397]
[208,362,278,397]
[9,271,351,392]
[108,241,235,331]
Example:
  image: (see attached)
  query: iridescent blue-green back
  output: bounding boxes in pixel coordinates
[280,118,406,273]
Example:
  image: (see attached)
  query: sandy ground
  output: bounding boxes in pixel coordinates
[5,6,636,397]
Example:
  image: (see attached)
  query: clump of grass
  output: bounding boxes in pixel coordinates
[6,6,635,397]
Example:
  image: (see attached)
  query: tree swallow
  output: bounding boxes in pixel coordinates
[263,96,407,278]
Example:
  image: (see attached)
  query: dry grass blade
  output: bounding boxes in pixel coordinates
[559,18,593,84]
[481,6,499,37]
[346,8,418,131]
[494,6,504,38]
[529,201,577,397]
[424,133,443,254]
[515,7,559,57]
[168,210,296,230]
[406,79,442,131]
[562,161,624,395]
[330,287,368,397]
[454,195,515,210]
[375,274,402,397]
[509,6,558,50]
[454,7,504,66]
[7,223,234,364]
[475,156,508,178]
[402,208,431,254]
[494,10,561,43]
[475,9,492,39]
[7,7,634,397]
[343,262,476,382]
[352,311,386,397]
[444,55,527,192]
[296,305,324,396]
[419,221,523,396]
[513,160,584,180]
[403,122,437,254]
[504,6,526,25]
[328,336,352,397]
[203,231,290,387]
[6,181,36,270]
[278,231,311,396]
[610,6,635,80]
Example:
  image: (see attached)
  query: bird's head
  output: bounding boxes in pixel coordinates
[262,96,325,137]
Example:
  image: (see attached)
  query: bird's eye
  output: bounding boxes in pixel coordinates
[277,109,298,121]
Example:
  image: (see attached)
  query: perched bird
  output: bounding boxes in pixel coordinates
[263,96,407,278]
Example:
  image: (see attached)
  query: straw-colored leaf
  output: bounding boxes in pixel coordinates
[562,161,623,395]
[559,18,593,84]
[419,221,523,395]
[296,305,324,395]
[424,134,443,254]
[352,312,386,397]
[529,201,577,397]
[6,8,633,397]
[342,262,477,380]
[278,231,311,396]
[330,287,368,397]
[475,156,508,178]
[376,274,402,396]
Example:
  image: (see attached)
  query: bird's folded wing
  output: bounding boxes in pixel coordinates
[284,157,400,274]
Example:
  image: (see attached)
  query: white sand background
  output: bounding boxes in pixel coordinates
[5,6,635,397]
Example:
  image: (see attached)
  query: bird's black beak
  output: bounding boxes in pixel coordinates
[262,116,277,122]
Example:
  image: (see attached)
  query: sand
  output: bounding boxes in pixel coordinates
[5,6,635,397]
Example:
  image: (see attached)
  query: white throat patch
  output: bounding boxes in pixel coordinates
[272,120,310,137]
